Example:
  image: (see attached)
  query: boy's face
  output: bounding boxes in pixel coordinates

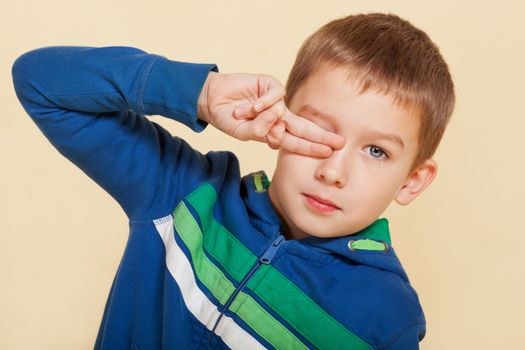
[268,62,437,240]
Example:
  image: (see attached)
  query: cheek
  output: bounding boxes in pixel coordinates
[280,152,314,173]
[274,153,304,191]
[354,167,402,202]
[373,175,404,204]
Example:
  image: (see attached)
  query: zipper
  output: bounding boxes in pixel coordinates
[211,234,285,332]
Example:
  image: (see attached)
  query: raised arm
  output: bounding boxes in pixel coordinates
[11,45,219,220]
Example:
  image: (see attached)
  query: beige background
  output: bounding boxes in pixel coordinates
[2,1,523,349]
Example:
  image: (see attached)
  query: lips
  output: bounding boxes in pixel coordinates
[304,193,340,209]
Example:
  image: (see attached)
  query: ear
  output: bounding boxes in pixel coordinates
[394,158,438,206]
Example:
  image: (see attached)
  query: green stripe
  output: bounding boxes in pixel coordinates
[173,198,307,349]
[254,173,265,192]
[246,265,371,350]
[173,202,235,304]
[231,291,309,349]
[186,185,257,280]
[252,171,270,192]
[185,184,372,350]
[350,239,387,251]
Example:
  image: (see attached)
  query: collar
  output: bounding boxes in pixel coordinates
[241,170,407,279]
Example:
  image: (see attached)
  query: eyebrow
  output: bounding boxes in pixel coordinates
[362,129,405,150]
[298,104,405,150]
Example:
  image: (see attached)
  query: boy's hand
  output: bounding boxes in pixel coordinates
[198,71,345,157]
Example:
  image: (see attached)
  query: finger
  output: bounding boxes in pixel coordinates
[282,108,346,150]
[268,120,332,157]
[249,109,279,139]
[254,120,283,147]
[237,99,287,124]
[253,84,285,112]
[233,102,256,119]
[266,121,285,145]
[266,133,281,150]
[264,123,283,149]
[235,109,278,141]
[266,137,280,150]
[268,100,286,118]
[265,121,289,150]
[279,132,334,158]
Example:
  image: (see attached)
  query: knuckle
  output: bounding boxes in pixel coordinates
[267,133,280,146]
[270,125,283,139]
[271,101,285,116]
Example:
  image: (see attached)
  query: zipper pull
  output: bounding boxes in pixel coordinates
[259,235,285,264]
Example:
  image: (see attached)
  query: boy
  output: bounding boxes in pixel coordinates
[12,12,454,350]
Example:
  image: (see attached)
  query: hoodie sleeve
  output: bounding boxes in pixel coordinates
[11,45,219,220]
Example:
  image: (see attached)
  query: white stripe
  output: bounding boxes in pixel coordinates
[153,215,266,350]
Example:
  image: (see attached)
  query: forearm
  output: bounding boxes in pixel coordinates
[12,45,218,131]
[11,45,220,219]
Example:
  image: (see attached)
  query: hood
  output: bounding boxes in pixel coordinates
[241,170,410,282]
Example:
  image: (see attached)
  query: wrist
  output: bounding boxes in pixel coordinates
[197,71,218,123]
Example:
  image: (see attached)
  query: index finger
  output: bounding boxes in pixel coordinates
[282,108,346,150]
[253,84,285,112]
[277,131,335,158]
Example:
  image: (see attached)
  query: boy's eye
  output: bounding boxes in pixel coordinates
[368,146,388,160]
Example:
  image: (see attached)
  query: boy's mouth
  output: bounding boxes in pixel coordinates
[303,193,340,211]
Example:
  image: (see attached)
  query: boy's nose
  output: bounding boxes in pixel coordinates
[314,150,349,187]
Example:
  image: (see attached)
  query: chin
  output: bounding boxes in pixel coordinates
[310,231,345,239]
[295,222,341,239]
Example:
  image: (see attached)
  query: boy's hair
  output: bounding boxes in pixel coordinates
[284,13,455,172]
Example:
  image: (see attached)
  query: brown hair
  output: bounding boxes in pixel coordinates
[284,13,455,172]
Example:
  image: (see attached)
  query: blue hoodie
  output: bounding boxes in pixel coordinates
[11,46,426,350]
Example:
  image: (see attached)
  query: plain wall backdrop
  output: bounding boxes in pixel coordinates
[2,1,524,349]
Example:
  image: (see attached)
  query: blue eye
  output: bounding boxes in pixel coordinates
[368,146,388,160]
